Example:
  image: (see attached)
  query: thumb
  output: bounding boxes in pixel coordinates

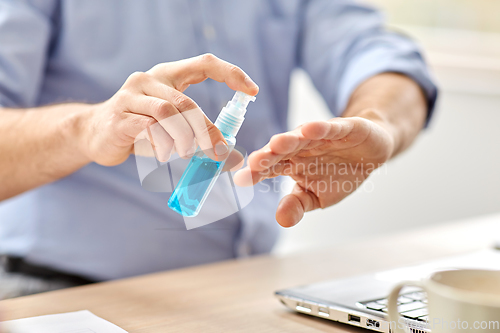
[276,183,320,228]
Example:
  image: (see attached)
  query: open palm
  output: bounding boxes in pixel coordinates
[234,115,395,227]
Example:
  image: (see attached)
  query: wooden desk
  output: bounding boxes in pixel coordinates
[1,214,500,332]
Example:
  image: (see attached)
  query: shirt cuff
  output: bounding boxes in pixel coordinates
[337,43,438,127]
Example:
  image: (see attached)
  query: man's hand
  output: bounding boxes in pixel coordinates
[234,73,427,227]
[0,53,258,201]
[234,114,394,227]
[79,53,258,166]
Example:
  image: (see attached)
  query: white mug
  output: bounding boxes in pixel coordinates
[388,269,500,333]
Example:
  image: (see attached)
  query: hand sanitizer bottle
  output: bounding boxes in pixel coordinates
[168,91,256,217]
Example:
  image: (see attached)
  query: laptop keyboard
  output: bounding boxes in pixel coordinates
[360,291,429,322]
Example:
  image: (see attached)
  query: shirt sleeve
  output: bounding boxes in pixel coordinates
[298,0,438,124]
[0,0,58,108]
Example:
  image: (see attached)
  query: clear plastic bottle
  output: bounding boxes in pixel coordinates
[168,91,256,217]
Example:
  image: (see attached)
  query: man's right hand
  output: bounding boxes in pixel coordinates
[79,53,259,166]
[0,54,257,201]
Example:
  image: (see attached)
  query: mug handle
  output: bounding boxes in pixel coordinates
[387,281,425,333]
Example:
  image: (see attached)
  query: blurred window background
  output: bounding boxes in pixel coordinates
[275,0,500,254]
[380,0,500,33]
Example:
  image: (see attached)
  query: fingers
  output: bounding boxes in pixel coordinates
[234,130,308,187]
[221,149,245,172]
[300,120,345,140]
[245,118,358,175]
[125,94,196,158]
[233,166,265,187]
[233,166,254,187]
[116,55,259,163]
[269,132,301,155]
[119,112,155,141]
[122,55,257,161]
[118,112,174,161]
[276,183,320,228]
[234,159,297,187]
[179,107,228,161]
[246,130,310,173]
[140,81,229,161]
[147,122,174,162]
[149,53,259,96]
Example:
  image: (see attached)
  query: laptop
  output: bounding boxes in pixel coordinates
[275,248,500,333]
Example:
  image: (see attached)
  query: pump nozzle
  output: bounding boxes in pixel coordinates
[229,91,256,114]
[214,91,256,137]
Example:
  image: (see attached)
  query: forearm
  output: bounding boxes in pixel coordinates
[342,73,428,157]
[0,104,91,201]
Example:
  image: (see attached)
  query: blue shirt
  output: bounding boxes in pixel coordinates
[0,0,437,280]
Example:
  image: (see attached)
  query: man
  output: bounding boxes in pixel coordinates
[0,0,437,298]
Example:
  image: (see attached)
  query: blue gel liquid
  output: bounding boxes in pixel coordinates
[167,91,254,218]
[168,150,226,217]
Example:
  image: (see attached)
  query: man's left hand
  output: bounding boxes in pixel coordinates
[234,113,395,227]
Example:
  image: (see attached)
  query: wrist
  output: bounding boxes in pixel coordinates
[59,103,95,165]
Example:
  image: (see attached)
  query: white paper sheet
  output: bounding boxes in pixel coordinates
[2,310,128,333]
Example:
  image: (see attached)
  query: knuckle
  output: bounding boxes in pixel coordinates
[152,100,175,120]
[129,116,155,131]
[126,71,149,85]
[173,94,196,112]
[148,63,163,74]
[193,53,220,83]
[113,89,132,104]
[228,64,243,77]
[142,117,156,131]
[199,53,217,63]
[148,62,172,77]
